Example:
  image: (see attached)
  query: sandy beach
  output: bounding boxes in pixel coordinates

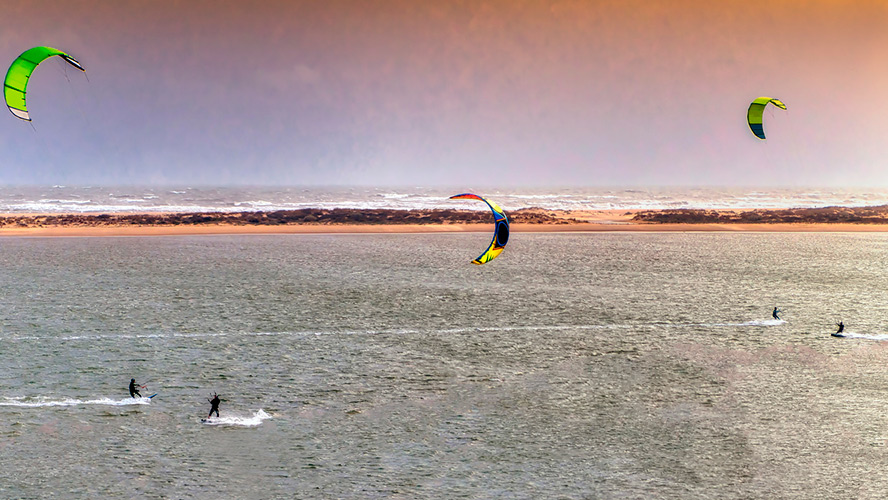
[4,207,888,237]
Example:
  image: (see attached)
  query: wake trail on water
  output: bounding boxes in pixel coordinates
[832,331,888,341]
[0,396,153,408]
[0,321,794,344]
[202,409,271,427]
[699,319,787,327]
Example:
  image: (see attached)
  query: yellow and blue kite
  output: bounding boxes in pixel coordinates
[747,97,786,140]
[450,193,509,265]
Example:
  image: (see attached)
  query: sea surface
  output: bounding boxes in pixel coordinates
[4,185,888,213]
[3,233,888,498]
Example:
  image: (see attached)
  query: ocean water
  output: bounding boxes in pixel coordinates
[3,185,888,213]
[3,233,888,498]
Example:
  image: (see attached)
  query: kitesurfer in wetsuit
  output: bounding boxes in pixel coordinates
[772,307,781,320]
[129,378,142,398]
[208,393,220,418]
[835,321,845,334]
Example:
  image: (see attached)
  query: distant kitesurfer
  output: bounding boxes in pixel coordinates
[129,378,142,398]
[208,393,220,418]
[835,321,845,334]
[772,307,781,320]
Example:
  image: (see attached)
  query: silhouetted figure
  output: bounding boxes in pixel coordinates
[835,321,844,334]
[129,378,142,398]
[772,307,781,320]
[208,393,220,418]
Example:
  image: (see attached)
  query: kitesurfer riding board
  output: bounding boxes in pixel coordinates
[832,321,845,337]
[129,378,144,398]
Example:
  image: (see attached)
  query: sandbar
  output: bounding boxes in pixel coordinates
[2,207,888,237]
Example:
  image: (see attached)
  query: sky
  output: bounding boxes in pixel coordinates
[1,0,887,187]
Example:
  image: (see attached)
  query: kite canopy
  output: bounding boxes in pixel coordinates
[450,193,509,265]
[747,97,786,140]
[4,46,85,121]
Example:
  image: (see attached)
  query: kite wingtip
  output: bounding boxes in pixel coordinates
[8,107,30,121]
[62,55,85,72]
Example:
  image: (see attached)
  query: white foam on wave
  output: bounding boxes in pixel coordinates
[3,202,232,213]
[7,186,888,213]
[203,409,271,427]
[0,396,152,408]
[233,200,274,207]
[37,198,92,204]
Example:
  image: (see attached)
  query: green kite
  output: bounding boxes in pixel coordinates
[4,46,85,121]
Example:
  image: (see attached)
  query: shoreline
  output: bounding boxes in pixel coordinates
[4,207,888,237]
[3,223,888,238]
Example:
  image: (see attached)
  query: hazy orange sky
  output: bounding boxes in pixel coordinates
[2,0,887,187]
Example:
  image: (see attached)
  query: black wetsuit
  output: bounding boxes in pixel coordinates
[836,322,844,334]
[129,379,141,398]
[773,308,780,320]
[208,395,220,418]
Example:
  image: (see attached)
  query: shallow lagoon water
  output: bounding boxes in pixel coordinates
[2,233,888,498]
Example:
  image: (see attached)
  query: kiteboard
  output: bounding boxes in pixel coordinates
[831,333,845,338]
[148,393,157,399]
